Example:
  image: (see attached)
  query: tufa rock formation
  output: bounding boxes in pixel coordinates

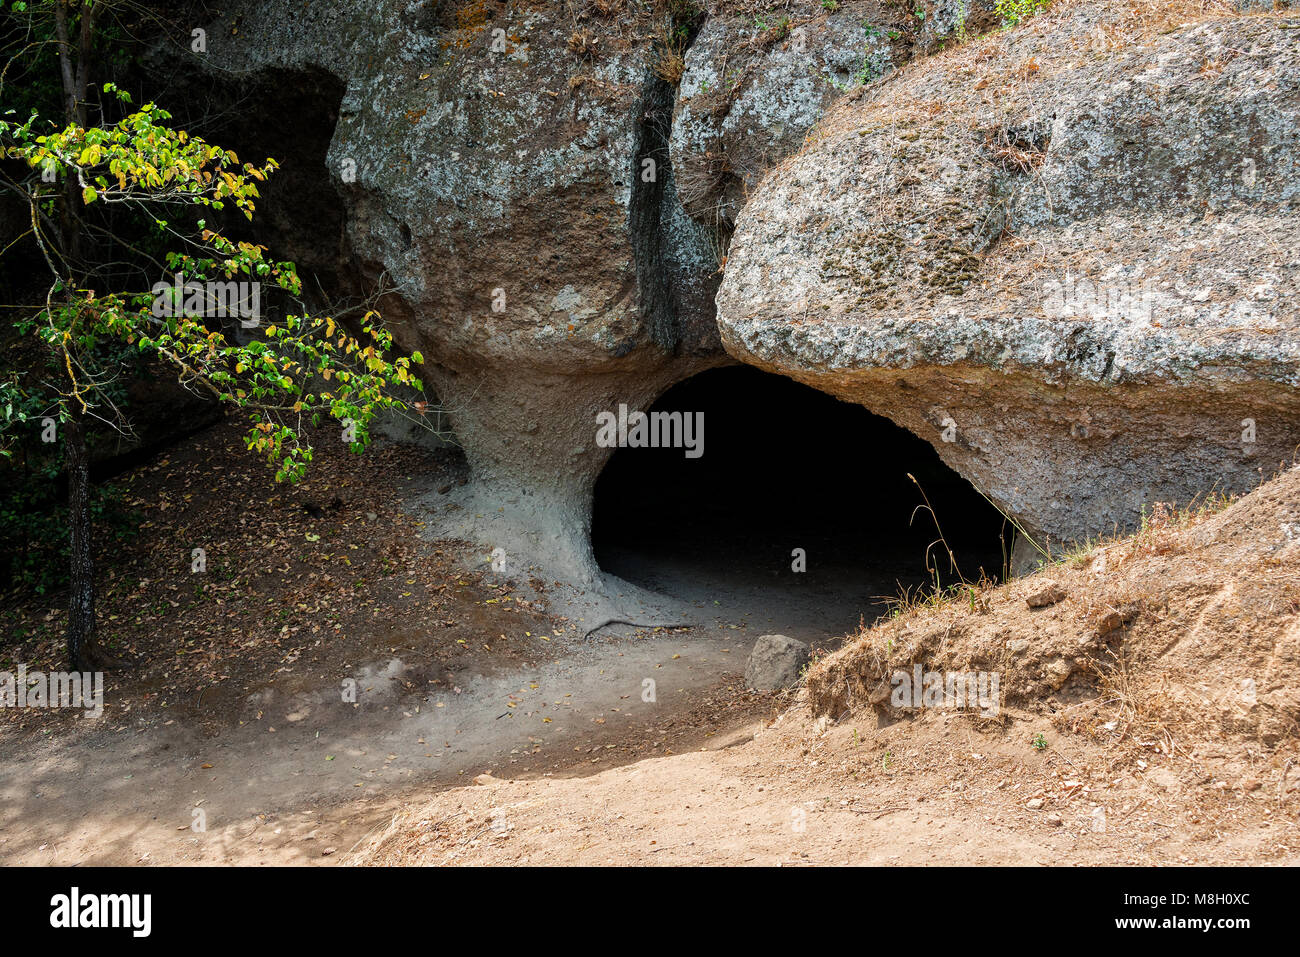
[194,0,1299,608]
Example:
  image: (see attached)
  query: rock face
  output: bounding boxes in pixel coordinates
[196,0,1300,600]
[671,1,997,233]
[745,634,812,691]
[717,3,1300,557]
[195,0,971,599]
[203,0,727,586]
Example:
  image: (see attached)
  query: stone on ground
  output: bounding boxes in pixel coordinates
[745,635,811,692]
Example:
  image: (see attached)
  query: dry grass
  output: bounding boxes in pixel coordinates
[984,125,1049,172]
[568,27,601,58]
[807,462,1300,779]
[1087,647,1184,757]
[675,149,733,215]
[652,38,687,84]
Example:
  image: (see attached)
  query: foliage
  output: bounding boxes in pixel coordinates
[0,449,138,596]
[0,376,30,459]
[996,0,1051,27]
[0,88,430,484]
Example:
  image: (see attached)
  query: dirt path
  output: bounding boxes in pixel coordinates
[355,705,1300,867]
[0,629,771,865]
[11,420,1290,867]
[0,419,834,867]
[6,590,1292,867]
[0,520,886,867]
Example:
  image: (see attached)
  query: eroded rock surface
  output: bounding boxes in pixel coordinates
[197,0,963,598]
[200,0,1300,596]
[717,3,1300,553]
[671,1,996,232]
[205,0,729,588]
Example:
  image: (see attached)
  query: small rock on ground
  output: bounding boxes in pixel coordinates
[1026,580,1067,608]
[745,634,811,692]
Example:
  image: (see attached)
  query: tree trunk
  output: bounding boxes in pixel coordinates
[65,417,105,671]
[55,2,110,672]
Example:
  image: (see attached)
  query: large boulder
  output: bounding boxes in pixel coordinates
[717,2,1300,557]
[190,0,1300,598]
[201,0,726,585]
[671,1,998,232]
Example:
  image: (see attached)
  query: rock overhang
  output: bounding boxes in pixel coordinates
[190,0,1300,589]
[717,5,1300,552]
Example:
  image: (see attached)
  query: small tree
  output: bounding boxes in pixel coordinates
[1,22,433,669]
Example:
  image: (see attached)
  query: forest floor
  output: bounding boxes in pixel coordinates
[0,418,780,864]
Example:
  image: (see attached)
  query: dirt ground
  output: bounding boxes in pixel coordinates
[356,705,1299,866]
[355,467,1300,866]
[0,629,772,865]
[0,418,783,864]
[3,420,1298,866]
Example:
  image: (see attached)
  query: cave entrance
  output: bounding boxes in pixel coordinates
[591,366,1009,640]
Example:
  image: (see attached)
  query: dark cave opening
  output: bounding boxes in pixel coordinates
[592,366,1010,637]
